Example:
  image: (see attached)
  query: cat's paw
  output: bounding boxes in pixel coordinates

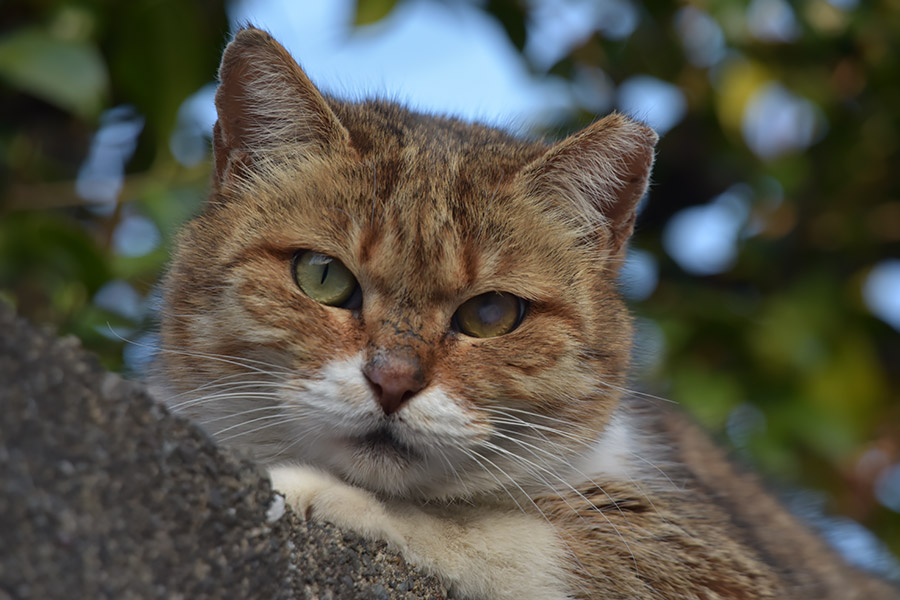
[268,464,406,548]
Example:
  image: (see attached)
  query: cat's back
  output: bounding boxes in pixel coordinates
[659,407,897,599]
[537,403,898,599]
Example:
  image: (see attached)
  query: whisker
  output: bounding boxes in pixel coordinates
[166,375,298,402]
[169,389,291,412]
[268,422,328,462]
[460,442,601,582]
[479,437,639,572]
[197,405,288,426]
[212,413,293,440]
[480,405,598,436]
[434,444,474,500]
[111,326,296,378]
[628,451,683,492]
[214,418,301,444]
[160,349,293,381]
[593,379,677,405]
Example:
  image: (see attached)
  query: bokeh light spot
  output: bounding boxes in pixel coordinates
[662,185,751,275]
[742,82,825,159]
[618,75,687,136]
[863,260,900,331]
[112,214,160,258]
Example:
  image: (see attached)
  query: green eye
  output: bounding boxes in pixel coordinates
[292,250,361,309]
[454,292,525,338]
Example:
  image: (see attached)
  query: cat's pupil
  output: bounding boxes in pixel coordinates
[455,292,524,338]
[479,301,503,325]
[293,250,360,309]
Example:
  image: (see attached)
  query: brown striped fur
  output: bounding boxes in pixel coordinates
[155,27,899,599]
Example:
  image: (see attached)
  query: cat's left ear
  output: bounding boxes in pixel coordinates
[518,114,657,258]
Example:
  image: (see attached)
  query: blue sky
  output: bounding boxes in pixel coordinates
[230,0,570,126]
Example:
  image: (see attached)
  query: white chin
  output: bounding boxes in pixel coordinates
[339,435,476,499]
[342,454,423,497]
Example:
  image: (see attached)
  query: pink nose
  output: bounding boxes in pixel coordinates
[363,354,425,415]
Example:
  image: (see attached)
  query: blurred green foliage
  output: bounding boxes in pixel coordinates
[0,0,227,369]
[1,0,898,574]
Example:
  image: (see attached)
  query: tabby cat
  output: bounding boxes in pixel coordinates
[155,27,899,600]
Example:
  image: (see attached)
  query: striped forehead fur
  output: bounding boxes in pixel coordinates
[213,109,610,303]
[159,26,655,500]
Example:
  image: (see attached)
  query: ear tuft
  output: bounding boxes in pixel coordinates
[519,113,658,256]
[213,26,350,183]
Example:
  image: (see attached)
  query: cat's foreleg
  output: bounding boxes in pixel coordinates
[269,465,571,600]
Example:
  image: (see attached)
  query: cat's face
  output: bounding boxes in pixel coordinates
[157,28,656,500]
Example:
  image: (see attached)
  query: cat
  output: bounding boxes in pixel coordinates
[154,26,899,600]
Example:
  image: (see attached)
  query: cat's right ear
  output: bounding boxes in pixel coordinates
[213,27,351,184]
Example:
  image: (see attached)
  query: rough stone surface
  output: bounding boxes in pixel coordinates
[0,305,447,599]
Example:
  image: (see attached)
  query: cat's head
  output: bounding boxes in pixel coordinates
[157,27,657,500]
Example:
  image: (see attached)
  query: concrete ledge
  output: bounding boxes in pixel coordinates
[0,305,446,599]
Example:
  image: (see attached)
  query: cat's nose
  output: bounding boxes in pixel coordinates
[363,354,425,415]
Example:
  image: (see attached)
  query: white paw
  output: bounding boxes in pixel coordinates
[268,464,406,548]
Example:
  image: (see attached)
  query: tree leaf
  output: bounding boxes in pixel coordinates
[0,29,108,119]
[353,0,399,26]
[484,0,528,52]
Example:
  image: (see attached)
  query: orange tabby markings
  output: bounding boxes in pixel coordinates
[155,26,900,600]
